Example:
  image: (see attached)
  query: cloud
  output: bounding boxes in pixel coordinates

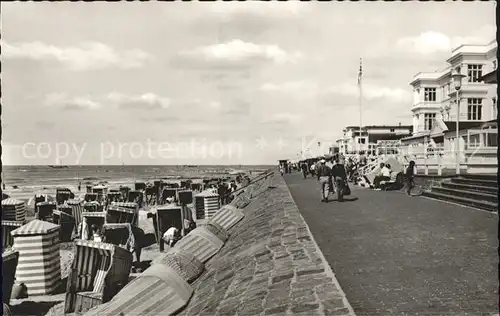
[43,92,170,110]
[2,40,153,71]
[394,25,495,55]
[192,1,308,36]
[107,92,170,110]
[173,39,301,70]
[43,93,101,110]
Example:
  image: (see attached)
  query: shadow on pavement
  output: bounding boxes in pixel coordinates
[326,197,359,203]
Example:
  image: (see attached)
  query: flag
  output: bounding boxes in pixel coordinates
[357,58,363,85]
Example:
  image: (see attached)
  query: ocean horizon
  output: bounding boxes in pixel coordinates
[2,164,273,201]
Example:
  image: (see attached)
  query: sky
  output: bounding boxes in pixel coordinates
[1,1,496,165]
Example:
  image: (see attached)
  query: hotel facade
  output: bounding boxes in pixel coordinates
[402,40,497,173]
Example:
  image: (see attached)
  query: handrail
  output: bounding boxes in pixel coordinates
[222,170,274,199]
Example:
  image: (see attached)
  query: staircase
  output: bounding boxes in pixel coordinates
[423,174,498,212]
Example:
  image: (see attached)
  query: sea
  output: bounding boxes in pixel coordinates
[2,165,272,201]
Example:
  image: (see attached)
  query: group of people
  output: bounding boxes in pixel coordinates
[296,154,350,202]
[370,160,416,195]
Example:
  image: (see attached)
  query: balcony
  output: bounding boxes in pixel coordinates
[412,101,442,111]
[448,83,491,98]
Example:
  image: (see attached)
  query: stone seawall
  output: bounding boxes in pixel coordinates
[85,172,355,316]
[177,173,354,316]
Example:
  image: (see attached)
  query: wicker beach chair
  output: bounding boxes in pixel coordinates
[64,240,132,315]
[2,250,19,304]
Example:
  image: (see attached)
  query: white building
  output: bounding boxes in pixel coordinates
[402,40,497,174]
[335,125,413,156]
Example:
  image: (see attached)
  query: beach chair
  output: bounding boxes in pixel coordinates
[83,201,101,212]
[194,191,220,220]
[127,190,143,207]
[2,220,24,250]
[84,193,98,202]
[109,202,139,226]
[134,182,146,191]
[2,198,27,222]
[106,205,136,225]
[118,186,130,201]
[64,240,133,315]
[56,188,74,205]
[2,250,19,304]
[35,201,56,222]
[144,186,158,206]
[81,212,106,236]
[148,205,183,249]
[53,209,76,242]
[101,223,142,263]
[106,192,122,205]
[160,188,177,204]
[66,199,84,235]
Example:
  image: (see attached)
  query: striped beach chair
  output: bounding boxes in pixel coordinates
[194,191,220,220]
[2,250,19,304]
[2,220,24,250]
[64,240,133,314]
[2,198,27,222]
[65,199,84,234]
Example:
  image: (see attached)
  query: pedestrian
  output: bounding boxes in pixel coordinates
[405,160,416,196]
[310,162,316,177]
[279,164,284,176]
[300,161,308,179]
[316,159,332,203]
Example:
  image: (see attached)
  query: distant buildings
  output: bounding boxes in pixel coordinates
[334,124,413,156]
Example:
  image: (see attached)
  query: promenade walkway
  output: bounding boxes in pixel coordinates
[285,172,498,316]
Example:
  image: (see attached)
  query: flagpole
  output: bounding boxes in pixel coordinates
[358,58,363,155]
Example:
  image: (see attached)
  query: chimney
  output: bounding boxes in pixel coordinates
[398,122,401,126]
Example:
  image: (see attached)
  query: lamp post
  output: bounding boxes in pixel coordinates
[452,68,467,175]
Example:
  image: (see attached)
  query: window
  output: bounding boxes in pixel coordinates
[467,64,483,83]
[468,134,481,148]
[424,113,436,131]
[493,60,497,70]
[486,132,498,147]
[358,138,366,144]
[390,128,395,133]
[467,98,482,120]
[424,88,436,102]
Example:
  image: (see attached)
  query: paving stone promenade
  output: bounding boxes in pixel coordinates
[178,173,355,316]
[285,172,498,316]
